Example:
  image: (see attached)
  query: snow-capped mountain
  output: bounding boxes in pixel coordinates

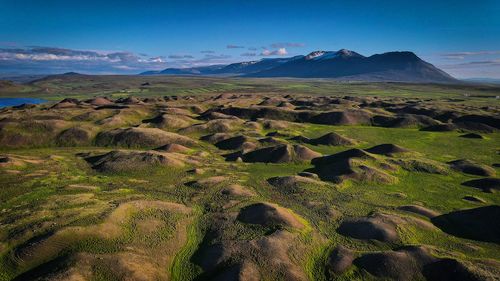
[141,49,455,83]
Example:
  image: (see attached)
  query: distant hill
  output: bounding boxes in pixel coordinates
[141,49,456,83]
[28,72,87,84]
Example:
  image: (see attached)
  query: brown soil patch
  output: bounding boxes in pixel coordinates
[337,214,399,242]
[326,245,355,275]
[308,132,356,146]
[154,143,190,153]
[448,159,496,176]
[366,143,410,155]
[85,150,199,172]
[236,202,304,229]
[397,205,441,218]
[221,184,255,197]
[95,127,197,148]
[462,178,499,193]
[241,144,320,163]
[431,205,500,244]
[267,175,325,191]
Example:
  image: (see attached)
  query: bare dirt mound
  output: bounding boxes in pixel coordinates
[85,97,114,106]
[179,119,243,134]
[56,127,91,146]
[200,133,233,143]
[462,178,500,193]
[217,107,302,123]
[258,136,286,145]
[221,184,255,197]
[337,214,399,242]
[453,114,500,129]
[307,132,355,146]
[397,205,440,218]
[154,143,190,153]
[236,202,304,229]
[198,111,241,120]
[258,97,287,106]
[162,107,194,116]
[374,114,440,128]
[192,230,307,281]
[354,246,498,280]
[50,98,80,109]
[310,149,395,184]
[366,143,410,155]
[326,245,355,275]
[241,144,321,163]
[95,127,196,148]
[215,135,253,150]
[85,150,195,172]
[267,175,325,191]
[431,205,500,244]
[311,149,374,166]
[311,110,372,125]
[277,101,294,108]
[420,123,458,132]
[422,258,499,281]
[143,113,195,129]
[293,144,322,160]
[448,159,496,176]
[456,121,497,133]
[327,245,499,281]
[289,135,311,143]
[354,246,437,281]
[117,96,142,104]
[460,133,483,139]
[201,261,260,281]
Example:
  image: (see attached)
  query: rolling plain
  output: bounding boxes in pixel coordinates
[0,75,499,280]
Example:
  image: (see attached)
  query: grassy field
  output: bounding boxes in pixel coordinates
[1,75,500,102]
[0,76,499,280]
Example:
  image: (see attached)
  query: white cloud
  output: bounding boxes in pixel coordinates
[112,65,137,70]
[0,46,168,74]
[277,48,288,55]
[260,48,288,56]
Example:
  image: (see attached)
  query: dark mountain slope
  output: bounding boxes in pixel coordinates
[248,51,455,83]
[141,49,456,83]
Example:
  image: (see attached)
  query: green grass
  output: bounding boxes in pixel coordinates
[0,79,499,280]
[2,76,500,103]
[170,209,204,281]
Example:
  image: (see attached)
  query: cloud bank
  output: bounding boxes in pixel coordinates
[0,47,168,74]
[441,50,500,60]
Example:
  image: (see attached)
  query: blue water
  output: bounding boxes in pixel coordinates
[0,98,47,108]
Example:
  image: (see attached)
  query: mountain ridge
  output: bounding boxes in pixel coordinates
[140,49,456,83]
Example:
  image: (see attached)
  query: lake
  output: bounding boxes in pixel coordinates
[0,98,47,108]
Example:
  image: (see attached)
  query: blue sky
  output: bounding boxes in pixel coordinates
[1,0,499,78]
